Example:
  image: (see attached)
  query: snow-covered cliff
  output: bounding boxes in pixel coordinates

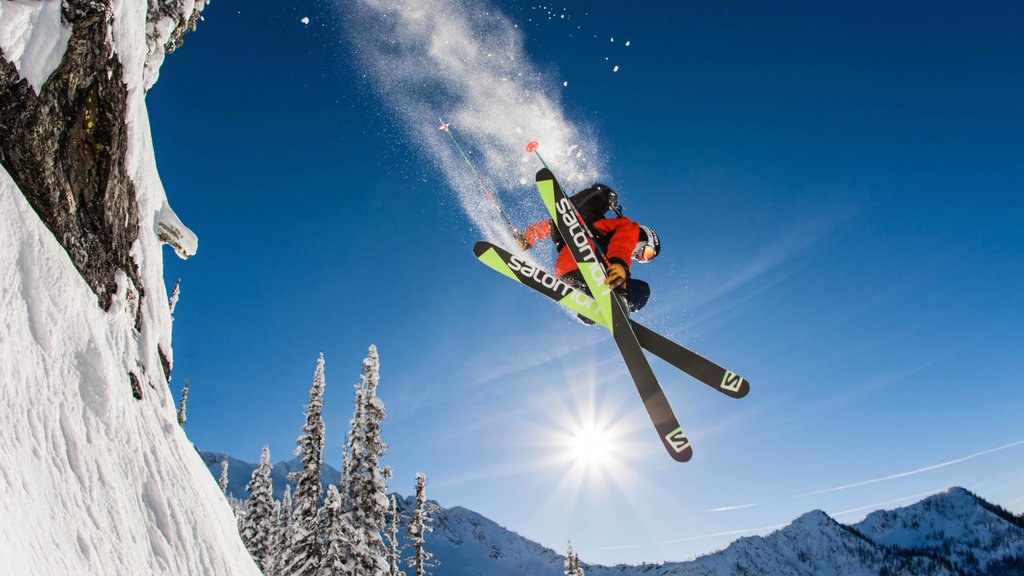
[0,1,258,573]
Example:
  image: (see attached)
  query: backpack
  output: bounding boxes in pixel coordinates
[549,183,622,253]
[568,183,621,224]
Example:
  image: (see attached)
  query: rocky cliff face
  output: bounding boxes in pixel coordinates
[1,1,136,311]
[0,0,202,314]
[0,0,203,394]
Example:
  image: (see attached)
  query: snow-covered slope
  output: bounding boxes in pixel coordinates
[855,487,1024,574]
[0,165,257,574]
[409,501,566,576]
[623,510,951,576]
[0,0,258,573]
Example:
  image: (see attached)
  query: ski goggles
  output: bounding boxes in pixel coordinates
[634,243,658,263]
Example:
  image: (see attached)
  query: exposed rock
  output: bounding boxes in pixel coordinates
[0,0,205,319]
[0,1,137,311]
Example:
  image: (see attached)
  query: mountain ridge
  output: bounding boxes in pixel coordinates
[203,450,1023,575]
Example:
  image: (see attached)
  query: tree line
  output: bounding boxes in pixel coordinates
[224,346,438,576]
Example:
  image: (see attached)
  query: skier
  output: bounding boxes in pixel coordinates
[515,183,660,315]
[473,169,749,463]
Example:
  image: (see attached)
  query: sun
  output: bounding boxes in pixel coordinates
[571,425,613,467]
[526,364,650,494]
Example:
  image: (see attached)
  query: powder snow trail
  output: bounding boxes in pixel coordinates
[342,0,605,247]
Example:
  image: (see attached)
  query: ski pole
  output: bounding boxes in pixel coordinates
[525,140,549,169]
[439,119,521,238]
[528,141,614,268]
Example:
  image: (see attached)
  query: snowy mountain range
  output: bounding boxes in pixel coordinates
[206,450,1023,576]
[201,451,343,501]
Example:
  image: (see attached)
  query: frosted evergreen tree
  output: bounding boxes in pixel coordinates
[406,473,439,576]
[321,485,356,575]
[282,353,327,576]
[281,484,293,532]
[241,445,275,571]
[339,359,366,504]
[264,499,283,576]
[330,353,370,576]
[345,345,391,576]
[386,494,406,576]
[176,378,189,427]
[218,456,229,495]
[563,543,585,576]
[266,485,292,576]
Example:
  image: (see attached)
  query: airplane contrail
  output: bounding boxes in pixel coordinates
[804,439,1024,496]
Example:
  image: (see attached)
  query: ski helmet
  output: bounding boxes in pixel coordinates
[632,225,660,263]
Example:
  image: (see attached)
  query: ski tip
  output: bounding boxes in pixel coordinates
[472,241,492,257]
[666,443,694,463]
[732,382,751,399]
[673,447,694,463]
[663,427,694,462]
[536,167,554,181]
[719,371,751,399]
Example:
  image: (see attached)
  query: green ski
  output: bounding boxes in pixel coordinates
[473,241,750,399]
[535,168,694,462]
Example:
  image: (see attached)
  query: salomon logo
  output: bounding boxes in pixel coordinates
[557,198,598,265]
[556,197,610,294]
[720,371,744,393]
[665,427,690,453]
[508,255,601,313]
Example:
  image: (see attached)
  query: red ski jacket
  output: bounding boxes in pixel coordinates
[521,217,640,277]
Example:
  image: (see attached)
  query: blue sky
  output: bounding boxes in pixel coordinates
[151,0,1023,564]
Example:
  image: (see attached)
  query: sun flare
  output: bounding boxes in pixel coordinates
[572,425,613,466]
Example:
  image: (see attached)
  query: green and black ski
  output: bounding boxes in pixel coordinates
[535,168,694,462]
[473,241,750,399]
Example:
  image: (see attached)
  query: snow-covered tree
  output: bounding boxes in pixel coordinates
[340,357,366,505]
[564,543,585,576]
[281,484,292,530]
[263,499,283,576]
[386,494,406,576]
[345,345,391,576]
[241,445,275,571]
[265,485,292,576]
[218,456,229,495]
[282,353,327,576]
[321,485,356,575]
[335,345,392,575]
[406,473,439,576]
[176,378,189,427]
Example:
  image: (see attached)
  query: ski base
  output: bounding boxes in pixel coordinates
[473,241,750,399]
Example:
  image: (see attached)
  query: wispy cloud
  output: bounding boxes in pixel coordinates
[803,439,1024,496]
[706,503,757,513]
[678,210,856,329]
[344,0,603,245]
